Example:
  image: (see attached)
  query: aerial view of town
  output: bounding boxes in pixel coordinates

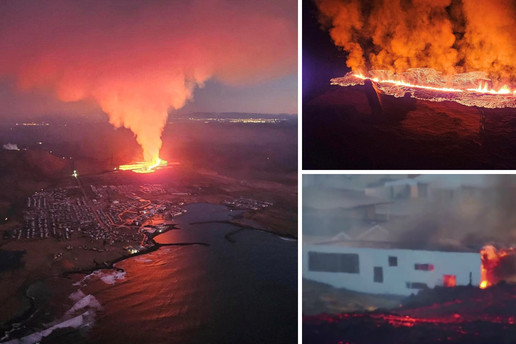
[0,146,297,342]
[7,181,275,257]
[0,82,299,342]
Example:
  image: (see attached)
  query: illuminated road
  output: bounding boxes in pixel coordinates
[117,210,138,225]
[115,198,151,227]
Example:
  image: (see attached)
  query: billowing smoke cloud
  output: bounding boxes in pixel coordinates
[2,143,19,151]
[390,175,516,251]
[315,0,516,81]
[459,0,516,81]
[0,0,297,163]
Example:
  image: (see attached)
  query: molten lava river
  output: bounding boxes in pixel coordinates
[332,68,516,109]
[304,245,516,344]
[119,158,168,173]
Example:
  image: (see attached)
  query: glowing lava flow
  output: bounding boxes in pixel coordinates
[119,158,168,173]
[332,69,516,109]
[468,83,512,95]
[352,73,515,95]
[352,73,465,93]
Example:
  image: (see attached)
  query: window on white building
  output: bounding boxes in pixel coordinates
[374,267,383,283]
[388,256,397,266]
[308,252,359,273]
[414,263,434,271]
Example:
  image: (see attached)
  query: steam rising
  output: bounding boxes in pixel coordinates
[3,143,20,151]
[0,0,296,163]
[316,0,516,81]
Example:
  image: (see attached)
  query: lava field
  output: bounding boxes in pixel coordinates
[303,283,516,344]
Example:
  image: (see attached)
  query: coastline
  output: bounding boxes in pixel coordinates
[0,200,296,342]
[0,224,210,341]
[61,229,210,278]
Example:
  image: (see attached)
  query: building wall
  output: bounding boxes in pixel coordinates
[303,244,481,296]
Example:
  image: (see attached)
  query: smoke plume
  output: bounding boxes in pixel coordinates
[315,0,516,81]
[0,0,297,163]
[2,143,19,151]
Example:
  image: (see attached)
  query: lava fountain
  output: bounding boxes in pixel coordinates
[119,158,168,174]
[332,68,516,109]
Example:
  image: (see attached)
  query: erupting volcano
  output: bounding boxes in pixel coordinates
[119,158,168,174]
[0,0,296,171]
[316,0,516,109]
[332,68,516,109]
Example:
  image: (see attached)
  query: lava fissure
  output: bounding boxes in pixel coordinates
[119,158,168,174]
[332,69,516,109]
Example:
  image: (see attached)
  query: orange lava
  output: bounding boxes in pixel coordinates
[119,158,168,173]
[353,73,515,95]
[480,245,516,289]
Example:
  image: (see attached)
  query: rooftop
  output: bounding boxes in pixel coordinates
[385,175,511,190]
[303,187,391,211]
[304,237,480,253]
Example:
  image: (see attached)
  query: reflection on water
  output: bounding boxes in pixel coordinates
[82,203,297,344]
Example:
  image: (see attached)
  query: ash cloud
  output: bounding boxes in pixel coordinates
[0,0,297,164]
[315,0,516,82]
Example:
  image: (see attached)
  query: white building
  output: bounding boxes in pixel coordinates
[303,240,481,296]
